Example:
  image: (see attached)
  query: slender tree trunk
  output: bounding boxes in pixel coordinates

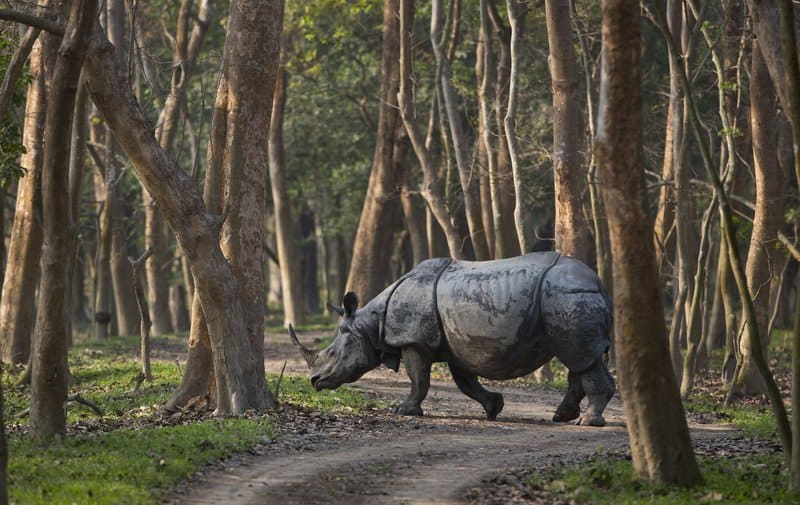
[432,0,490,261]
[477,2,499,258]
[346,0,404,300]
[31,0,98,443]
[268,64,304,325]
[0,39,46,364]
[504,0,533,252]
[734,42,784,395]
[104,0,139,336]
[398,0,463,260]
[169,284,190,333]
[0,379,6,505]
[545,0,593,264]
[596,0,701,485]
[487,0,519,258]
[69,77,89,336]
[146,0,211,336]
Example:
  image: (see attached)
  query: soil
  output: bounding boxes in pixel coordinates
[166,330,756,505]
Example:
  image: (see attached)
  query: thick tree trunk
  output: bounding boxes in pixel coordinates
[268,64,304,325]
[31,0,97,443]
[735,43,784,395]
[347,0,406,300]
[0,39,46,365]
[84,1,280,414]
[596,0,701,485]
[545,0,593,265]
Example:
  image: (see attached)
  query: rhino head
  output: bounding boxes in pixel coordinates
[288,292,382,391]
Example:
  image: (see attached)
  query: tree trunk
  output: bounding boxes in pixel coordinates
[31,0,97,443]
[432,0,490,261]
[735,42,784,395]
[398,0,463,260]
[169,284,190,333]
[103,0,140,337]
[84,0,281,414]
[146,0,211,337]
[0,38,46,365]
[486,0,519,258]
[69,76,90,336]
[545,0,593,264]
[596,0,701,485]
[268,64,304,325]
[347,0,407,300]
[504,0,534,253]
[772,0,800,488]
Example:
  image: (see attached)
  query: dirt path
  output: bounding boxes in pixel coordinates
[168,331,737,505]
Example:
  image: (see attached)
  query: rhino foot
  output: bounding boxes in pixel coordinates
[394,403,424,417]
[552,405,580,423]
[484,393,504,421]
[578,413,606,427]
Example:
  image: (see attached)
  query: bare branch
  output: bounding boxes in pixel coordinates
[0,8,64,36]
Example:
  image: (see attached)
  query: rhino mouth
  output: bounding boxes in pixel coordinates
[311,374,332,391]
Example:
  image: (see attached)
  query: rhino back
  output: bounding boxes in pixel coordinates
[436,253,561,378]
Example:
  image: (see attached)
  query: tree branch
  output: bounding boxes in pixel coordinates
[0,9,64,36]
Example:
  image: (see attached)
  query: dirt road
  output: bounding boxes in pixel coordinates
[168,331,736,505]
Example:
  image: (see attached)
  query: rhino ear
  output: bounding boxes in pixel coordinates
[327,301,345,317]
[342,292,359,316]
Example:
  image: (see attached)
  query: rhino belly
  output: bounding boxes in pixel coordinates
[436,259,551,379]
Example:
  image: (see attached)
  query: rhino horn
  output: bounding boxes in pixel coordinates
[327,301,345,317]
[288,324,317,366]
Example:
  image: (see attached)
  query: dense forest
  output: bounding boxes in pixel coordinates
[0,0,799,503]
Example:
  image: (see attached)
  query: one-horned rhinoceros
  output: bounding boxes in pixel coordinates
[289,252,615,426]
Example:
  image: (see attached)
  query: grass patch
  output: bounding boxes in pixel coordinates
[265,310,335,334]
[4,332,381,504]
[8,417,275,505]
[685,397,777,440]
[542,453,795,504]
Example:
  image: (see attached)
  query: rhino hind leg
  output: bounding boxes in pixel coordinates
[576,359,615,427]
[553,371,584,423]
[448,364,504,421]
[393,346,431,417]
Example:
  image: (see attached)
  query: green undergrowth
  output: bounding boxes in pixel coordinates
[535,453,795,504]
[265,309,336,334]
[8,417,275,505]
[3,333,380,504]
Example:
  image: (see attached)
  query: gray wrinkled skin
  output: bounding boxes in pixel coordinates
[291,252,616,427]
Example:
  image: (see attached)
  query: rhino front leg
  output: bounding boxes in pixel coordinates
[448,364,504,420]
[576,359,615,427]
[553,371,584,423]
[394,346,432,417]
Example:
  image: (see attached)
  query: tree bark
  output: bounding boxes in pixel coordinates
[105,0,140,336]
[0,38,46,365]
[31,0,98,443]
[734,42,784,395]
[432,0,490,261]
[774,0,800,486]
[346,0,406,300]
[269,63,304,325]
[545,0,593,264]
[83,1,280,414]
[596,0,701,485]
[504,0,533,253]
[398,0,463,260]
[486,0,519,258]
[146,0,211,336]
